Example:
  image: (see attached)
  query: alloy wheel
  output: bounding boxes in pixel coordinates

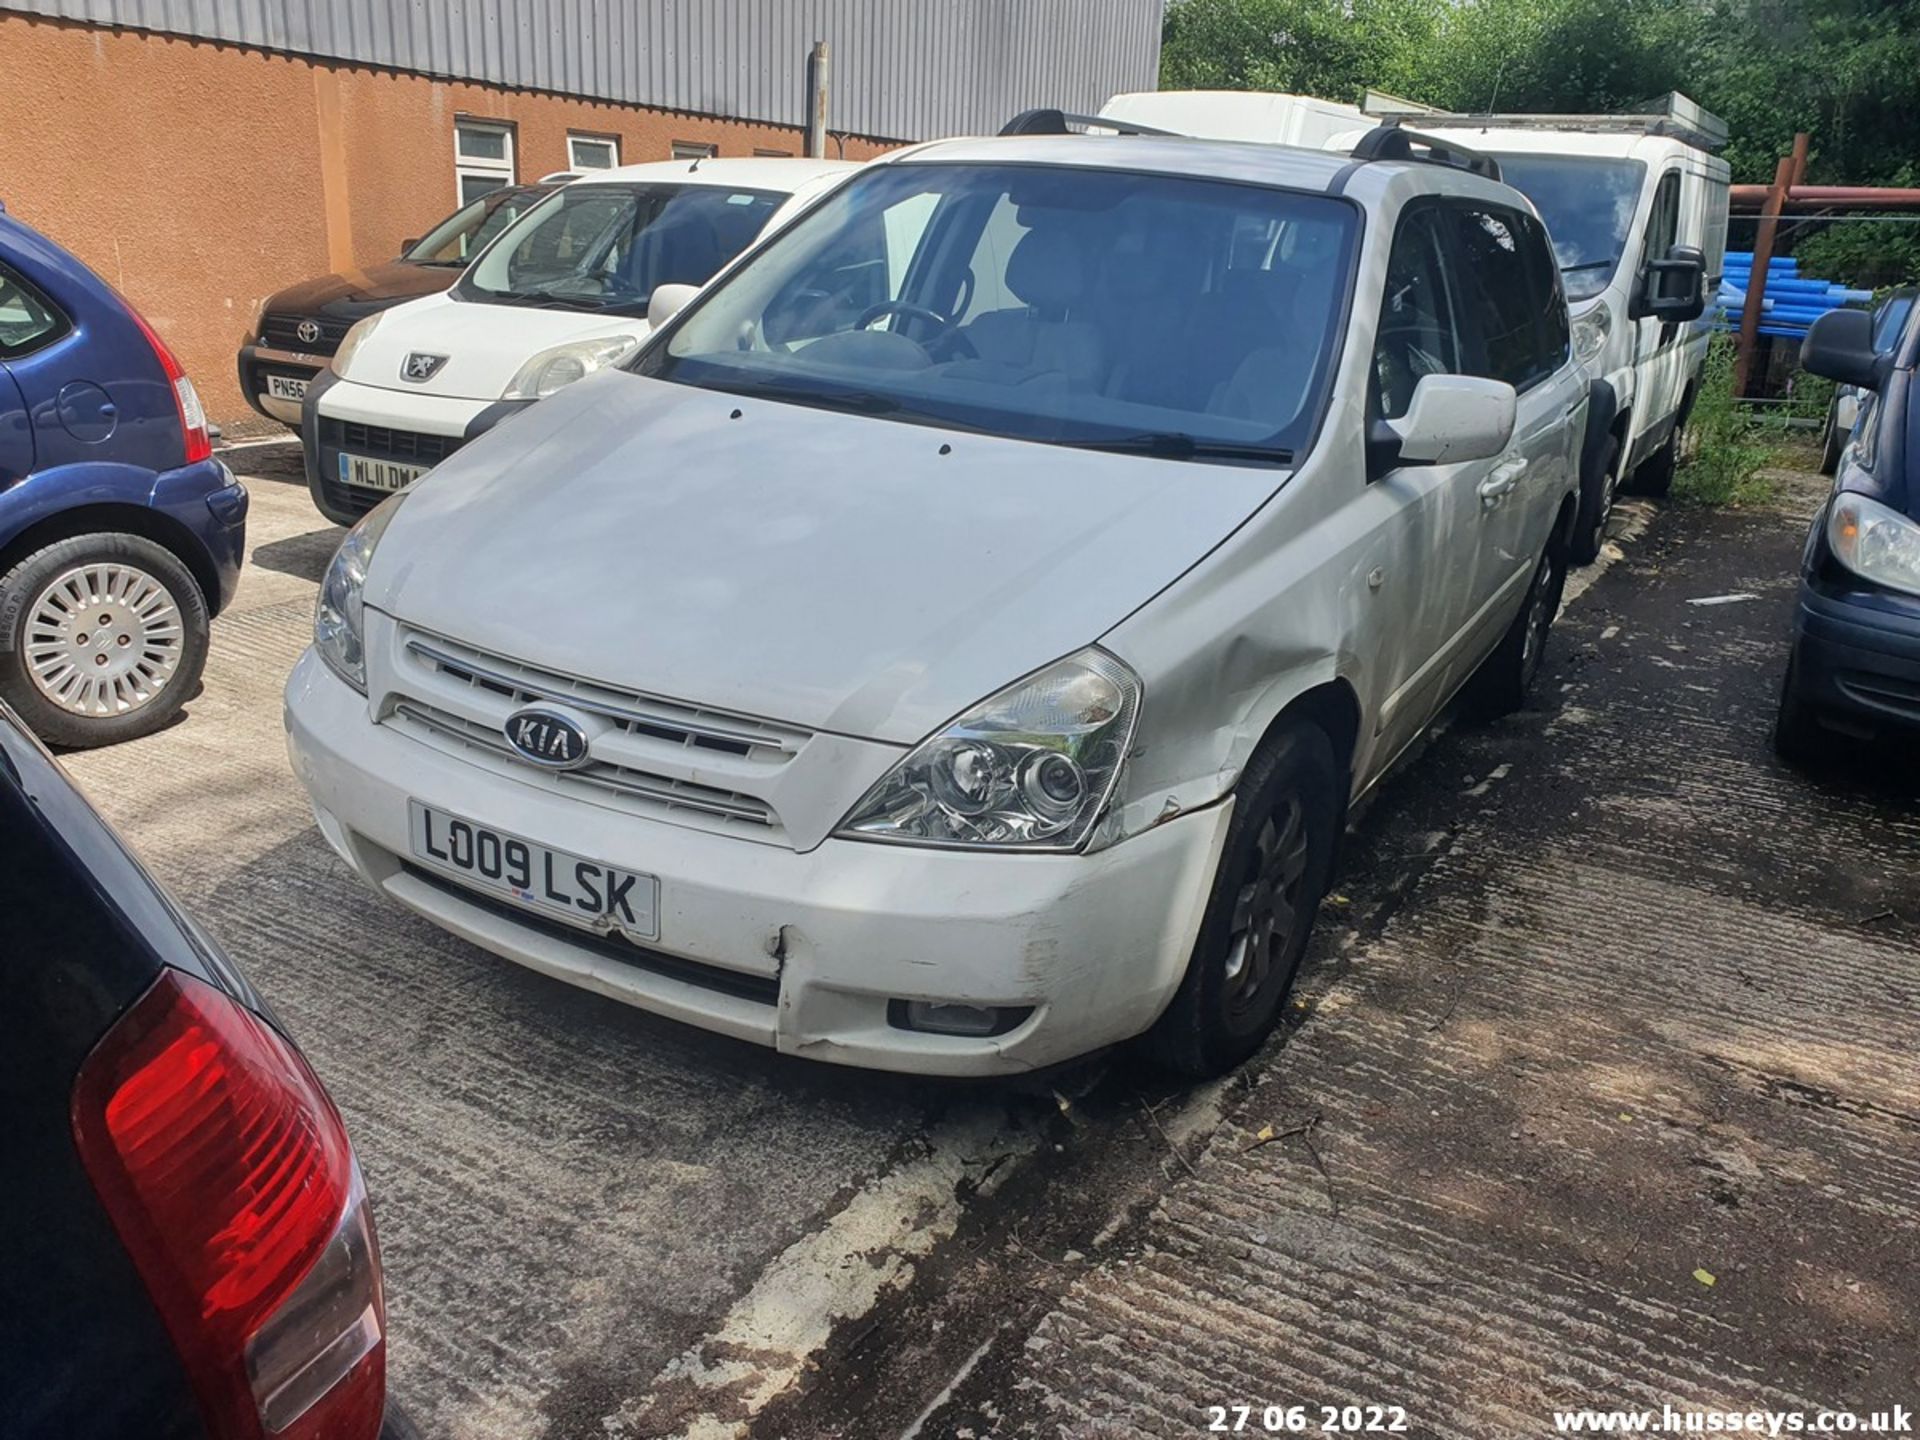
[1223,797,1310,1018]
[1520,551,1558,685]
[24,563,185,717]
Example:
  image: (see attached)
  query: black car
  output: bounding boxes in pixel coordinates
[237,182,560,428]
[1777,301,1920,766]
[0,704,407,1439]
[1818,285,1915,475]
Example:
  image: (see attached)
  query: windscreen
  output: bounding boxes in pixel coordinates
[404,189,548,266]
[637,162,1359,461]
[457,183,784,313]
[1489,155,1648,303]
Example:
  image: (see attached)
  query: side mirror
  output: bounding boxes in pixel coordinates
[1370,374,1517,477]
[1631,244,1706,322]
[1802,308,1882,391]
[647,283,701,330]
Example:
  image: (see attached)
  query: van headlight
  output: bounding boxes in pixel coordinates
[329,313,382,377]
[1572,305,1613,367]
[314,494,407,692]
[836,650,1141,852]
[1829,492,1920,598]
[503,335,642,400]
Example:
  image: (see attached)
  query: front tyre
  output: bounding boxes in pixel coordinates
[1773,654,1827,770]
[0,533,210,749]
[1570,433,1621,566]
[1143,720,1341,1078]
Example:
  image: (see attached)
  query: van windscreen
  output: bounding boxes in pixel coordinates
[1488,155,1647,303]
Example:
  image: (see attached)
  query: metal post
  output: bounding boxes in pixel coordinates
[1734,153,1794,398]
[1789,130,1810,188]
[805,41,831,159]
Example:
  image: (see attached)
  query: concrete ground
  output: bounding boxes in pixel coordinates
[61,444,1918,1440]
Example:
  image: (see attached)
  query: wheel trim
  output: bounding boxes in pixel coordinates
[1223,798,1310,1019]
[23,562,185,718]
[1520,552,1557,682]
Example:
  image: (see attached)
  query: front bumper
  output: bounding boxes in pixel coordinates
[1790,579,1920,736]
[238,344,327,425]
[304,376,530,522]
[285,649,1231,1076]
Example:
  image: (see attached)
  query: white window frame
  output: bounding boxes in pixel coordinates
[671,140,718,161]
[567,133,620,171]
[455,119,516,204]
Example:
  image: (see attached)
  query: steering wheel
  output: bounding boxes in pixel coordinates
[853,300,977,359]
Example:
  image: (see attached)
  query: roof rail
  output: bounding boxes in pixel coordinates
[1361,91,1728,152]
[1349,125,1503,183]
[998,108,1182,138]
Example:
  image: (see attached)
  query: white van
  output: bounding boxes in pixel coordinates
[299,156,860,525]
[1106,90,1729,562]
[1366,99,1730,559]
[285,123,1588,1078]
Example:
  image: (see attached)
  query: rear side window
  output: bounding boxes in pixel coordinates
[1447,204,1554,391]
[0,264,70,359]
[1373,205,1465,421]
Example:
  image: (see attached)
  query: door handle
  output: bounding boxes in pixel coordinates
[1478,456,1528,506]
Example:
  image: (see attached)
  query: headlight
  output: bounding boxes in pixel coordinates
[836,649,1141,852]
[1829,492,1920,598]
[330,313,382,377]
[315,494,407,692]
[502,335,642,400]
[1571,305,1613,367]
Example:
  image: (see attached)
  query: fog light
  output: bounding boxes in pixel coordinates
[891,1000,1034,1038]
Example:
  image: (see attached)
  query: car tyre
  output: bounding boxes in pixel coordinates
[1632,432,1677,498]
[0,533,210,749]
[1466,536,1565,719]
[1142,719,1341,1079]
[1818,401,1847,476]
[1773,654,1826,770]
[1570,433,1621,566]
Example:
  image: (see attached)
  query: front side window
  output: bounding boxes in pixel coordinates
[1373,206,1464,421]
[404,188,546,266]
[457,183,783,313]
[1448,205,1552,391]
[639,162,1360,461]
[1489,155,1647,303]
[1642,172,1681,269]
[0,264,69,359]
[455,120,515,206]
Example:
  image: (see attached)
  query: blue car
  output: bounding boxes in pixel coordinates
[0,207,247,747]
[1778,299,1920,765]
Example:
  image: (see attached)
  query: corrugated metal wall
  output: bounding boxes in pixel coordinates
[3,0,1163,140]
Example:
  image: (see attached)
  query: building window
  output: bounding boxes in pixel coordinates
[753,147,792,157]
[568,133,619,171]
[455,120,515,204]
[671,141,718,161]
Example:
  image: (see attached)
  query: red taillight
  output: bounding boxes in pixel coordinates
[124,304,213,465]
[71,970,386,1440]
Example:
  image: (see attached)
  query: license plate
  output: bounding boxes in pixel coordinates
[408,802,660,940]
[266,374,309,402]
[340,452,427,494]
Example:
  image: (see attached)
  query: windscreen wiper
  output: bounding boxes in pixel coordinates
[708,377,903,416]
[1073,431,1294,464]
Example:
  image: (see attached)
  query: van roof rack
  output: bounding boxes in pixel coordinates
[1361,92,1728,152]
[1349,125,1503,182]
[998,108,1183,138]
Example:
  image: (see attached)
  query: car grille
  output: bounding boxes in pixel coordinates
[328,419,463,467]
[262,313,351,355]
[383,628,811,844]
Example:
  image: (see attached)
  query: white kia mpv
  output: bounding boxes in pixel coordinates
[286,123,1587,1078]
